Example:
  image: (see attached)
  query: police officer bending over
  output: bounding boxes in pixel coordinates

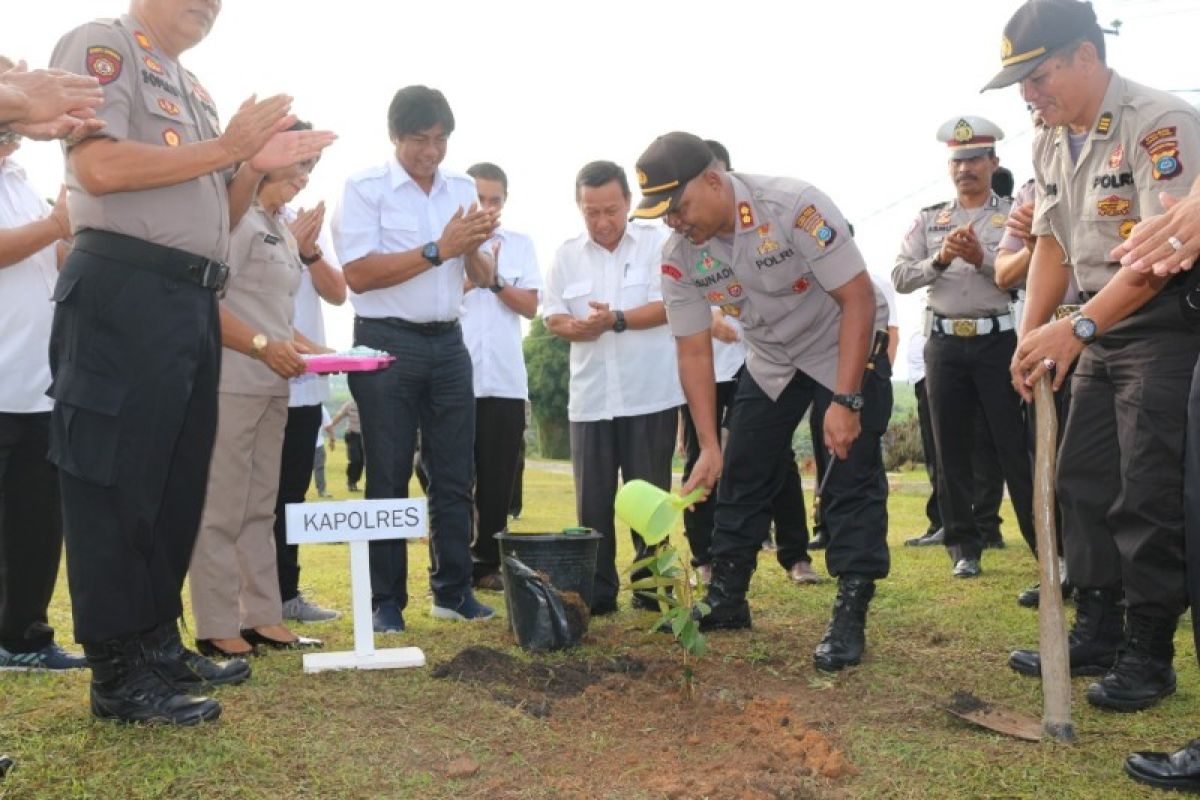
[48,0,334,724]
[634,132,892,672]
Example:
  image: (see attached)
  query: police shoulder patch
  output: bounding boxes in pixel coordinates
[85,46,123,85]
[921,200,949,213]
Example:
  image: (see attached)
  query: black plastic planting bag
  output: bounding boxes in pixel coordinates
[503,556,585,652]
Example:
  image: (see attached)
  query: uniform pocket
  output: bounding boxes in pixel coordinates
[562,279,593,318]
[47,365,127,486]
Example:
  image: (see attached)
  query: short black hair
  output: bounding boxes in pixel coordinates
[991,165,1014,198]
[387,85,455,139]
[575,160,629,202]
[467,162,508,195]
[287,119,320,167]
[704,139,732,171]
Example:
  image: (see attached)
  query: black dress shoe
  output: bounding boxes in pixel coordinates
[1016,580,1074,609]
[1126,739,1200,793]
[590,598,618,616]
[813,575,875,672]
[240,629,323,651]
[904,528,944,547]
[0,755,13,779]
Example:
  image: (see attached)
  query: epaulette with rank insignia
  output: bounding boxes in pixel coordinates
[921,201,949,212]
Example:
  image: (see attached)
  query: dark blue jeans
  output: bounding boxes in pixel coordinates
[348,318,475,610]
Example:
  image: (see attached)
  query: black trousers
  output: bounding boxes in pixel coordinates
[914,378,1004,537]
[344,431,364,486]
[49,247,220,644]
[682,380,810,569]
[924,330,1035,561]
[1060,292,1198,615]
[711,362,892,580]
[273,403,322,604]
[349,318,475,610]
[470,396,525,577]
[0,413,61,652]
[570,408,678,608]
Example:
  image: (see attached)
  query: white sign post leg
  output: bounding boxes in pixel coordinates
[291,499,428,674]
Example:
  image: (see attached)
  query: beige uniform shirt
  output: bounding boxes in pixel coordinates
[1032,71,1200,293]
[219,203,302,397]
[49,15,231,261]
[892,192,1014,317]
[661,173,889,399]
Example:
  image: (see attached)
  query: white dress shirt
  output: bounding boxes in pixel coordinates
[713,317,746,384]
[280,205,339,407]
[543,223,683,422]
[333,158,480,322]
[908,330,927,385]
[460,227,542,400]
[0,158,57,413]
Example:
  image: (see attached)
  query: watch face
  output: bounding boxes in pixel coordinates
[1073,317,1097,340]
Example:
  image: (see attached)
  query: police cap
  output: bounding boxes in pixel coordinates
[982,0,1103,91]
[936,116,1005,160]
[631,131,713,220]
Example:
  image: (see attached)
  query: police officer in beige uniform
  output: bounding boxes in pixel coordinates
[893,116,1037,579]
[48,1,333,724]
[635,132,891,672]
[992,0,1200,712]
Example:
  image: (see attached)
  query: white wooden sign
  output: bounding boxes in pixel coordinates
[285,498,428,673]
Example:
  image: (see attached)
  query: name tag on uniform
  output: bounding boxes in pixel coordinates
[263,234,281,245]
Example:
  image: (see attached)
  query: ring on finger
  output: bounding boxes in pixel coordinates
[1043,358,1057,370]
[1169,236,1185,252]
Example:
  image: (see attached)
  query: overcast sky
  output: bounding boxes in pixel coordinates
[4,0,1198,377]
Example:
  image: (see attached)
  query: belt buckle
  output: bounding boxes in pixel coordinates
[952,319,977,337]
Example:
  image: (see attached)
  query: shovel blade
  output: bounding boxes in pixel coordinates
[946,691,1042,742]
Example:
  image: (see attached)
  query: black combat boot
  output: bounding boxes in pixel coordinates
[1087,609,1178,712]
[1008,587,1123,677]
[813,574,875,671]
[86,636,221,725]
[145,621,251,691]
[695,559,754,631]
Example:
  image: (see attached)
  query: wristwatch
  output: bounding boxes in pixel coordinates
[300,247,322,266]
[250,333,269,359]
[422,241,442,267]
[831,392,865,412]
[1069,311,1097,344]
[612,309,628,333]
[489,274,507,294]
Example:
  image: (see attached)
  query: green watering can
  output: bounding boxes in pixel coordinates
[614,480,706,545]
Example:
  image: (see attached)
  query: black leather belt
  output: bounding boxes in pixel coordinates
[74,229,229,292]
[369,317,460,335]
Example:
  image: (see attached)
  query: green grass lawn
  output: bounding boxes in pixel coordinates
[1,448,1194,799]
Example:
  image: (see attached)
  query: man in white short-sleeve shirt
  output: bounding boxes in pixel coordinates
[460,162,541,589]
[0,130,85,672]
[543,160,682,616]
[332,85,498,632]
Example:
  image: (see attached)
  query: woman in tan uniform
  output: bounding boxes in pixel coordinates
[189,158,325,658]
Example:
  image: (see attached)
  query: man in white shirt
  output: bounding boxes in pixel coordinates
[333,85,497,632]
[544,161,683,615]
[460,163,541,590]
[0,126,85,671]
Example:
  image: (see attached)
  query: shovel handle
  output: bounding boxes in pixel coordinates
[1033,374,1075,742]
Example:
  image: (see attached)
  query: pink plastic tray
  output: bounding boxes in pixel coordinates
[302,354,395,375]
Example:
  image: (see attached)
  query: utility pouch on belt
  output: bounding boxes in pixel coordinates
[865,329,892,379]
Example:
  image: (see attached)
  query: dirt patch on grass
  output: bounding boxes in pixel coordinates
[435,645,853,799]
